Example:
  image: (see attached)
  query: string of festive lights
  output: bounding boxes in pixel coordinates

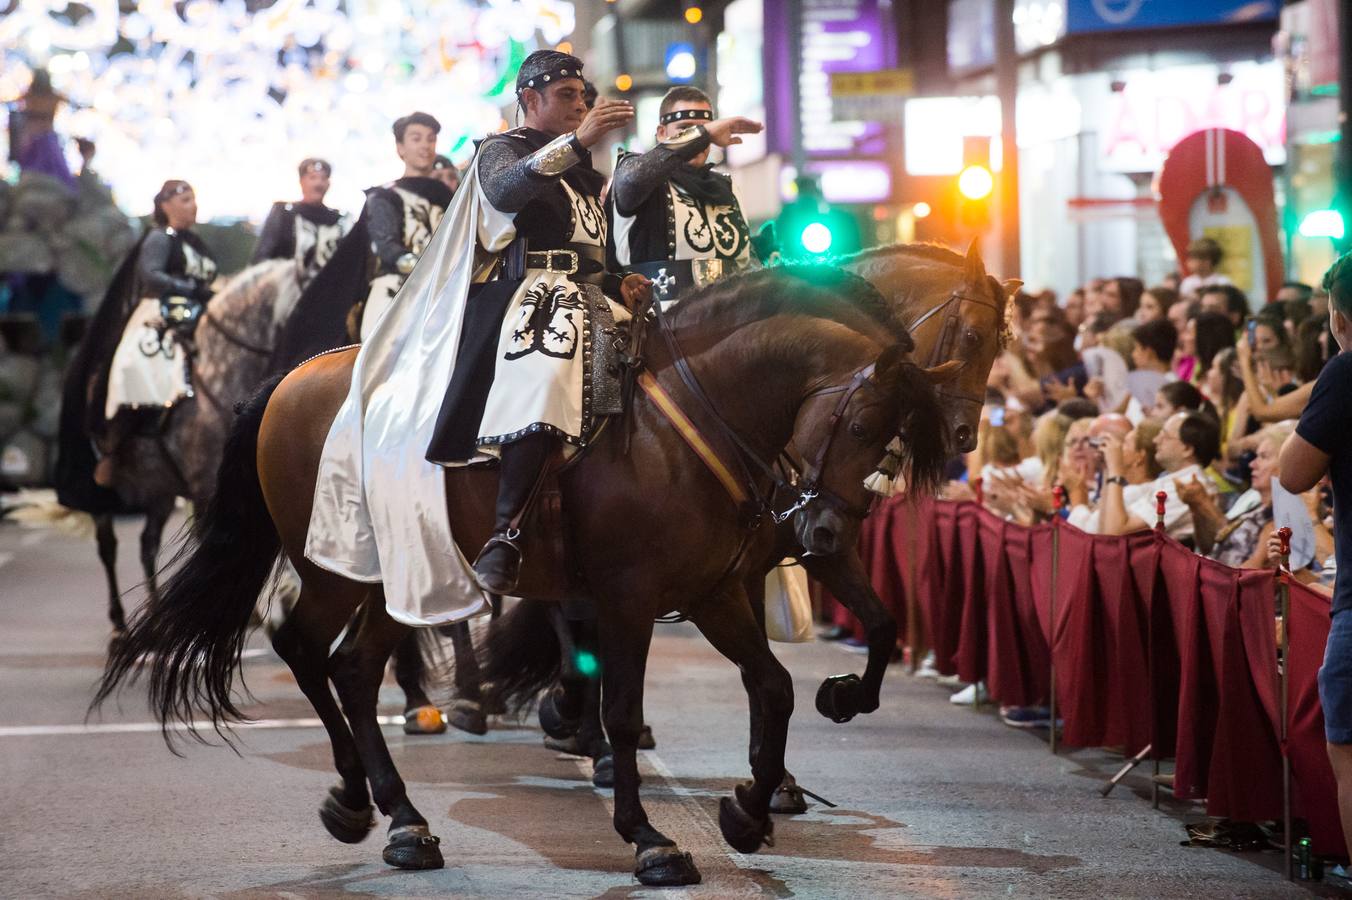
[2,0,575,221]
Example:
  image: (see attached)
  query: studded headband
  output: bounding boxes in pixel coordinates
[519,65,584,92]
[659,108,714,125]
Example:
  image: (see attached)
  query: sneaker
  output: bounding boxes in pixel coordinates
[935,673,964,687]
[841,636,870,653]
[949,682,987,705]
[915,651,940,679]
[819,625,851,641]
[1000,706,1051,728]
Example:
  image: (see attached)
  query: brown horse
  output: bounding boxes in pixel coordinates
[487,241,1014,802]
[93,261,960,886]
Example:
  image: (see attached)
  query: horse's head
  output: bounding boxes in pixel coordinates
[790,343,949,556]
[844,240,1019,454]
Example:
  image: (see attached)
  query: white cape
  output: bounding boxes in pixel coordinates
[304,159,516,626]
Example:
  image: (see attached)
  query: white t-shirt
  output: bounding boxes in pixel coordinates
[1179,271,1232,300]
[1067,480,1155,533]
[1126,463,1213,540]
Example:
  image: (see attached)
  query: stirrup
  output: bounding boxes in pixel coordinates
[472,530,524,594]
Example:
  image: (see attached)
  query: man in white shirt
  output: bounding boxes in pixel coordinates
[1099,410,1221,541]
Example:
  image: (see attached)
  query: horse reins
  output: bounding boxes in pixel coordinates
[642,299,880,528]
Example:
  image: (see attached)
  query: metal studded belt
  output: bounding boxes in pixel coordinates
[514,242,607,285]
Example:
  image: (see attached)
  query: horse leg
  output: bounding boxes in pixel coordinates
[392,631,446,735]
[139,497,173,601]
[94,513,126,639]
[689,586,790,855]
[596,604,701,886]
[330,597,444,870]
[745,572,808,814]
[443,621,489,735]
[802,553,892,718]
[537,604,585,742]
[571,618,615,788]
[270,574,375,844]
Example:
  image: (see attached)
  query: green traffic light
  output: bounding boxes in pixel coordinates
[801,221,834,255]
[1299,209,1345,239]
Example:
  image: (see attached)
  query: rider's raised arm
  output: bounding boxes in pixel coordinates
[137,230,199,297]
[477,133,585,213]
[611,126,711,217]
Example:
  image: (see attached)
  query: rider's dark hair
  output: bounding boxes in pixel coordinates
[152,180,192,227]
[393,112,440,143]
[659,86,712,119]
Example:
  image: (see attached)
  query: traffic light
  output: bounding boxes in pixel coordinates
[1299,209,1345,239]
[776,176,861,261]
[956,136,993,231]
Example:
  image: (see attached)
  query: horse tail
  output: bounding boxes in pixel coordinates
[896,362,952,497]
[91,374,287,747]
[480,598,561,714]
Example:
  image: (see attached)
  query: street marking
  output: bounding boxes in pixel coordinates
[0,714,407,738]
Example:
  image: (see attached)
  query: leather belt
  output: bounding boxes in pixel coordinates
[506,241,607,285]
[629,258,728,303]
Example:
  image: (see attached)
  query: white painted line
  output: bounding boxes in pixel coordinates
[0,714,407,738]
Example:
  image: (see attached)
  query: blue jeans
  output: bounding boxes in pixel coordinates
[1320,608,1352,744]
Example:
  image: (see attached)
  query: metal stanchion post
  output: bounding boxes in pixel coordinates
[906,499,921,675]
[1049,485,1065,754]
[1278,526,1293,881]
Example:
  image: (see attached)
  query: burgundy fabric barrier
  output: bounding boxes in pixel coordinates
[1286,579,1346,856]
[846,498,1340,849]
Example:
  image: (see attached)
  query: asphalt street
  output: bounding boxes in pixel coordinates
[0,506,1332,898]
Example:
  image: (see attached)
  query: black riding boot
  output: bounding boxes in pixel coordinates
[472,433,554,594]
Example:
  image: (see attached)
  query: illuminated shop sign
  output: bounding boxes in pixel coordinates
[1097,61,1286,173]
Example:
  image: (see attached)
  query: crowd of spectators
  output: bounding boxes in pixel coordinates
[913,237,1343,717]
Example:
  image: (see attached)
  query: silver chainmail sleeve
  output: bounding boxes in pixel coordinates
[477,132,584,213]
[611,125,711,217]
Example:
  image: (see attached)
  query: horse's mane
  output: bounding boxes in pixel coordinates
[667,264,915,351]
[837,242,967,269]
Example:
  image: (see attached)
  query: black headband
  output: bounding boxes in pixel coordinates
[660,108,714,125]
[518,64,584,93]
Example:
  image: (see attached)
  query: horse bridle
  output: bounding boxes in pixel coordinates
[903,286,1003,416]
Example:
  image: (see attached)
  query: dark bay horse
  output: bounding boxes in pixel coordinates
[93,263,953,886]
[491,241,1015,802]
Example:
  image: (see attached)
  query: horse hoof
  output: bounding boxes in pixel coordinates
[402,705,447,735]
[319,787,375,844]
[637,724,656,750]
[634,846,702,886]
[719,785,774,853]
[592,754,615,788]
[538,687,580,739]
[382,825,444,870]
[815,673,863,724]
[769,780,808,816]
[447,699,488,736]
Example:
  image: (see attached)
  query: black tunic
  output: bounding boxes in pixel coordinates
[426,128,608,463]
